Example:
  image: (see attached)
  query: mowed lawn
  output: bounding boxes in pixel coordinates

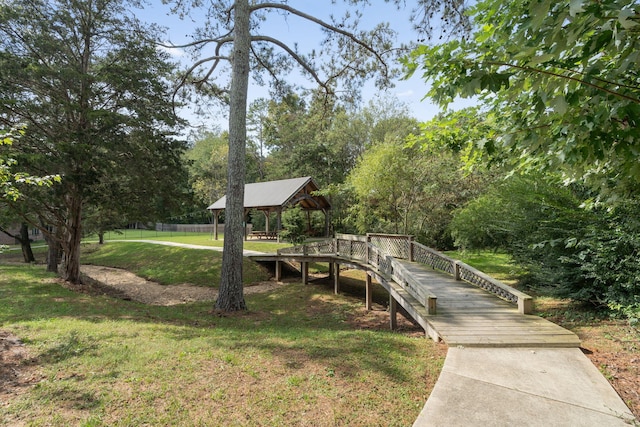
[0,242,445,426]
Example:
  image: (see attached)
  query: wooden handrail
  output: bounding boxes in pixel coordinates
[276,235,532,315]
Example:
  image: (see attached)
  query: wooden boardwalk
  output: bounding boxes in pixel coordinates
[393,260,580,347]
[253,234,580,348]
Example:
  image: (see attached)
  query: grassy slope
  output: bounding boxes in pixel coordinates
[0,245,445,426]
[80,242,271,286]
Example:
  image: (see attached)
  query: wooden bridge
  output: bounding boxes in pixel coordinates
[250,233,580,348]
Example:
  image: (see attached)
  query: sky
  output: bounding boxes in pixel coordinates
[136,1,474,132]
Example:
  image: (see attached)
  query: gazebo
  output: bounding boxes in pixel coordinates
[207,176,331,241]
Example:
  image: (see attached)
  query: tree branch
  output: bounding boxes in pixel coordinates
[250,35,330,92]
[172,37,233,103]
[250,3,389,76]
[488,61,640,104]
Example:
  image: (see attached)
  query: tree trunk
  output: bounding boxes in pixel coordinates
[62,193,83,284]
[98,231,104,244]
[19,223,35,263]
[43,229,62,273]
[215,0,250,312]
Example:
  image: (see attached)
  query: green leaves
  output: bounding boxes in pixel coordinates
[1,126,61,201]
[405,0,640,201]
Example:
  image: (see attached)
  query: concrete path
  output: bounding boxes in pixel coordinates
[399,259,637,426]
[105,239,265,256]
[413,347,636,426]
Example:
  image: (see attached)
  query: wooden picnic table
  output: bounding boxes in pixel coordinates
[248,231,278,240]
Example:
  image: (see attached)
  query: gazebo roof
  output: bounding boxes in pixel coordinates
[207,176,331,212]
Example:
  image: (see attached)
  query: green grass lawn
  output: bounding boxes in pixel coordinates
[0,244,445,426]
[444,250,524,286]
[80,242,271,286]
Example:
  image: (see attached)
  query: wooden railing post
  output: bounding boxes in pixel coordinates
[519,296,534,315]
[426,296,437,315]
[409,236,414,261]
[453,260,461,281]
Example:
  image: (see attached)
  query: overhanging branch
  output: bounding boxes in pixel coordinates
[250,35,330,92]
[250,3,389,77]
[488,61,640,104]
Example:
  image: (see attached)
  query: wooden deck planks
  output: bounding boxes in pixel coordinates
[251,253,580,348]
[394,260,581,348]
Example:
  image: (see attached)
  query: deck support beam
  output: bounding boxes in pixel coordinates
[275,260,281,281]
[333,262,340,294]
[389,295,397,330]
[365,274,373,311]
[302,261,309,285]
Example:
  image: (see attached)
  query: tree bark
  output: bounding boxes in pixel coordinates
[215,0,250,312]
[19,223,35,263]
[43,228,62,273]
[61,192,83,283]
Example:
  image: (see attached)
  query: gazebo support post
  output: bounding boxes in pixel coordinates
[276,208,282,243]
[213,211,220,241]
[243,209,250,241]
[263,210,270,232]
[323,208,330,237]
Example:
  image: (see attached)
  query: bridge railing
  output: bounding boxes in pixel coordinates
[276,233,532,314]
[335,234,367,261]
[277,239,335,256]
[409,240,532,314]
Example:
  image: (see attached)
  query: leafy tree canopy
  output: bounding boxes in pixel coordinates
[405,0,640,202]
[0,0,188,282]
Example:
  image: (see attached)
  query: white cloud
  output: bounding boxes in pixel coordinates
[157,44,185,58]
[396,90,414,98]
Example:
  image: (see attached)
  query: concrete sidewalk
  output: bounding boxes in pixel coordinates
[106,239,266,256]
[413,347,636,426]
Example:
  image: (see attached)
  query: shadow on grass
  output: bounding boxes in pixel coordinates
[1,264,429,385]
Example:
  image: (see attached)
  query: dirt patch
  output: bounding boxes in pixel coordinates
[78,265,284,306]
[0,331,42,405]
[575,322,640,419]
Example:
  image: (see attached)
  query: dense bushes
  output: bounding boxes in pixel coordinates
[450,175,640,320]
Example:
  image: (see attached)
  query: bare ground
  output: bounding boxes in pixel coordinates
[78,265,283,306]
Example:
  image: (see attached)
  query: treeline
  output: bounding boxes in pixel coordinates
[185,94,639,320]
